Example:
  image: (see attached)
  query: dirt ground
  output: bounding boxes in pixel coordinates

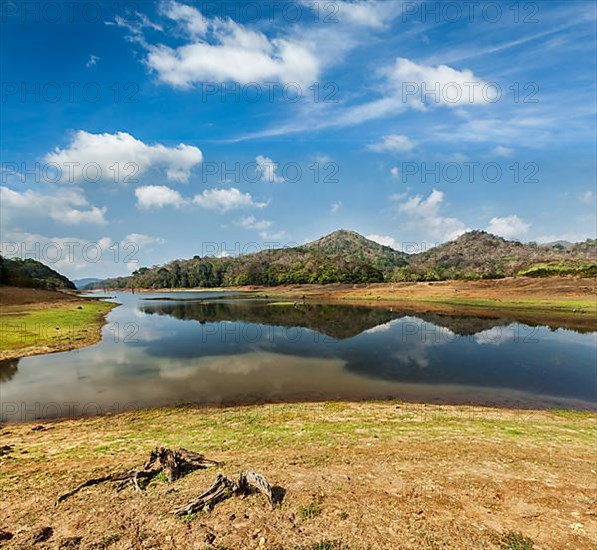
[0,402,595,549]
[240,277,597,307]
[0,286,81,308]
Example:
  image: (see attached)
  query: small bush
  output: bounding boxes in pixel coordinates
[518,263,597,278]
[500,531,534,549]
[308,541,345,550]
[299,502,321,520]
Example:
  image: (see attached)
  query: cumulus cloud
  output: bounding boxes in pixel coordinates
[386,57,491,109]
[486,215,530,239]
[135,185,186,209]
[255,155,285,183]
[192,187,268,212]
[368,134,416,153]
[45,131,203,184]
[143,1,320,88]
[0,186,107,225]
[393,189,469,242]
[366,234,397,248]
[390,166,399,176]
[581,191,595,204]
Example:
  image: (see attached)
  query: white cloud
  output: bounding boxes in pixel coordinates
[390,166,399,177]
[535,232,593,244]
[259,230,286,241]
[236,57,491,140]
[581,191,595,204]
[45,131,203,183]
[124,233,166,247]
[238,216,272,231]
[339,0,391,28]
[236,216,285,240]
[393,189,469,242]
[368,134,416,153]
[0,186,107,225]
[330,201,342,213]
[144,1,320,88]
[0,229,162,279]
[192,187,267,212]
[486,215,530,239]
[160,0,207,37]
[386,57,491,109]
[256,155,284,183]
[492,145,514,157]
[135,185,186,209]
[86,54,100,68]
[366,234,397,248]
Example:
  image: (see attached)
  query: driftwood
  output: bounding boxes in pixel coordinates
[172,471,274,516]
[56,447,219,505]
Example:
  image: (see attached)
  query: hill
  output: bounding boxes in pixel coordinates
[72,277,102,290]
[89,230,408,289]
[399,231,596,281]
[0,256,76,290]
[87,230,596,290]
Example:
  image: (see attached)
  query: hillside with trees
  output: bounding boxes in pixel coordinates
[0,256,76,290]
[86,230,597,290]
[395,231,597,281]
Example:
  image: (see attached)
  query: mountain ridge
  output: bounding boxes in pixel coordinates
[85,229,596,289]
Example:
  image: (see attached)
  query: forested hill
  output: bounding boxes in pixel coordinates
[90,230,408,289]
[86,229,597,290]
[0,256,76,290]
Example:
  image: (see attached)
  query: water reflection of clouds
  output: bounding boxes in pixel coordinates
[4,295,596,420]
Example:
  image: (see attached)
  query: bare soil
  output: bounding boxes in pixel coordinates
[0,403,595,549]
[0,286,81,308]
[240,276,597,305]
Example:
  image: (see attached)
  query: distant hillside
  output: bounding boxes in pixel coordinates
[0,256,76,290]
[73,277,102,290]
[89,230,407,289]
[400,231,597,281]
[87,229,597,289]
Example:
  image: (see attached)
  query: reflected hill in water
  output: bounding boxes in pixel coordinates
[140,300,514,339]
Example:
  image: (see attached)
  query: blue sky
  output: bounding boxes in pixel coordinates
[1,0,596,278]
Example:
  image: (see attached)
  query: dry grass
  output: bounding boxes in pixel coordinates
[0,402,595,549]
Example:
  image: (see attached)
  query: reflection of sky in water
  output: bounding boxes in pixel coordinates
[1,291,596,421]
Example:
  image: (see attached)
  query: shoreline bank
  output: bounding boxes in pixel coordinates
[0,288,117,361]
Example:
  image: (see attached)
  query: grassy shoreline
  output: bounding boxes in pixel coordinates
[1,401,595,548]
[0,297,117,361]
[105,276,597,313]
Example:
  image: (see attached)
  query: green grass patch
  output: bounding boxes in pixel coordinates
[0,300,115,354]
[500,531,535,549]
[299,502,322,520]
[518,263,597,278]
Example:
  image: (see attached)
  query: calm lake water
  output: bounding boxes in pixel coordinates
[1,291,596,421]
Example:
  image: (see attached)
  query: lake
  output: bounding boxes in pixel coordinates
[1,291,596,421]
